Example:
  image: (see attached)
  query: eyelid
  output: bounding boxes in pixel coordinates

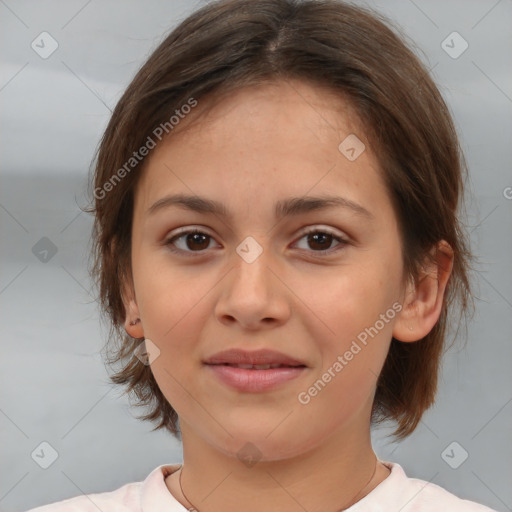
[296,225,348,240]
[169,226,215,238]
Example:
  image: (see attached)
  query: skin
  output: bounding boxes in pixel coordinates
[123,79,453,512]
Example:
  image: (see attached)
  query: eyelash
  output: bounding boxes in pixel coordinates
[164,227,349,257]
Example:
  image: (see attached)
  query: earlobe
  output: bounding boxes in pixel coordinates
[392,240,454,342]
[122,281,145,339]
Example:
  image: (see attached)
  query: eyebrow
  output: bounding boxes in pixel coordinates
[147,193,374,220]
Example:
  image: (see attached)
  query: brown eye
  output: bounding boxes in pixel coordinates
[166,229,217,254]
[307,232,335,251]
[184,232,210,251]
[294,228,348,254]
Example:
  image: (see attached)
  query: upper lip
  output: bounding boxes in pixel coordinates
[204,348,307,367]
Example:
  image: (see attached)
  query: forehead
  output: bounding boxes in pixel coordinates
[170,78,366,145]
[134,79,387,220]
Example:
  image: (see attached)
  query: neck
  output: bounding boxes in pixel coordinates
[167,419,389,512]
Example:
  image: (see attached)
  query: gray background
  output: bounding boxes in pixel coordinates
[1,0,511,511]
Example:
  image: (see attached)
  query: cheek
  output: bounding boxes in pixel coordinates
[134,259,212,415]
[133,246,210,337]
[307,263,400,337]
[301,256,400,394]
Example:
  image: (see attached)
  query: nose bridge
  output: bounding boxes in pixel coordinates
[230,239,272,299]
[214,237,290,327]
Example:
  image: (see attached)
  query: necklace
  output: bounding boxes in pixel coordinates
[177,457,379,512]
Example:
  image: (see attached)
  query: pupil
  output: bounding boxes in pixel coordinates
[187,233,209,250]
[309,232,332,250]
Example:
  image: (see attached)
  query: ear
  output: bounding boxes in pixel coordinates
[121,276,145,339]
[392,240,454,342]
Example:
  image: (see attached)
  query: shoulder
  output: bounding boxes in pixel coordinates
[24,463,183,512]
[402,475,496,511]
[370,461,498,512]
[25,481,140,512]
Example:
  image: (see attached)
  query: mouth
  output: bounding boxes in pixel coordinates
[207,363,306,370]
[204,362,308,392]
[203,348,308,391]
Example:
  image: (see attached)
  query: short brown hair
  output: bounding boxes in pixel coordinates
[86,0,474,440]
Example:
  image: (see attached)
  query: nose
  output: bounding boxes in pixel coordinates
[214,246,291,331]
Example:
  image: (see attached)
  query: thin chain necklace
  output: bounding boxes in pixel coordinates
[177,458,379,512]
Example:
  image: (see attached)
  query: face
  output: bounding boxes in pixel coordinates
[125,79,409,460]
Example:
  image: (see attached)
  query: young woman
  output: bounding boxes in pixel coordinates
[28,0,497,510]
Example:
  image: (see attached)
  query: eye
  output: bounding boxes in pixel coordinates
[164,227,348,256]
[293,228,348,254]
[165,228,219,254]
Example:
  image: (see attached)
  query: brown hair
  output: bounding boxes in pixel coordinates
[86,0,474,440]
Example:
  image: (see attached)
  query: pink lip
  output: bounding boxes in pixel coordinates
[204,348,307,367]
[205,364,307,392]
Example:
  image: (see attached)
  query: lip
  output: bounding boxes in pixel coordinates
[203,348,308,393]
[204,348,307,367]
[205,364,307,392]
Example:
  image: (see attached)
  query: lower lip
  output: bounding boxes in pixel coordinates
[205,364,307,392]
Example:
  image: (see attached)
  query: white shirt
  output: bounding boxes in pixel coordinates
[26,460,497,511]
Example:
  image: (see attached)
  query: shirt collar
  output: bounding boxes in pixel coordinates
[140,460,408,512]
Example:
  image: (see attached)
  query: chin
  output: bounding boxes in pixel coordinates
[205,423,320,465]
